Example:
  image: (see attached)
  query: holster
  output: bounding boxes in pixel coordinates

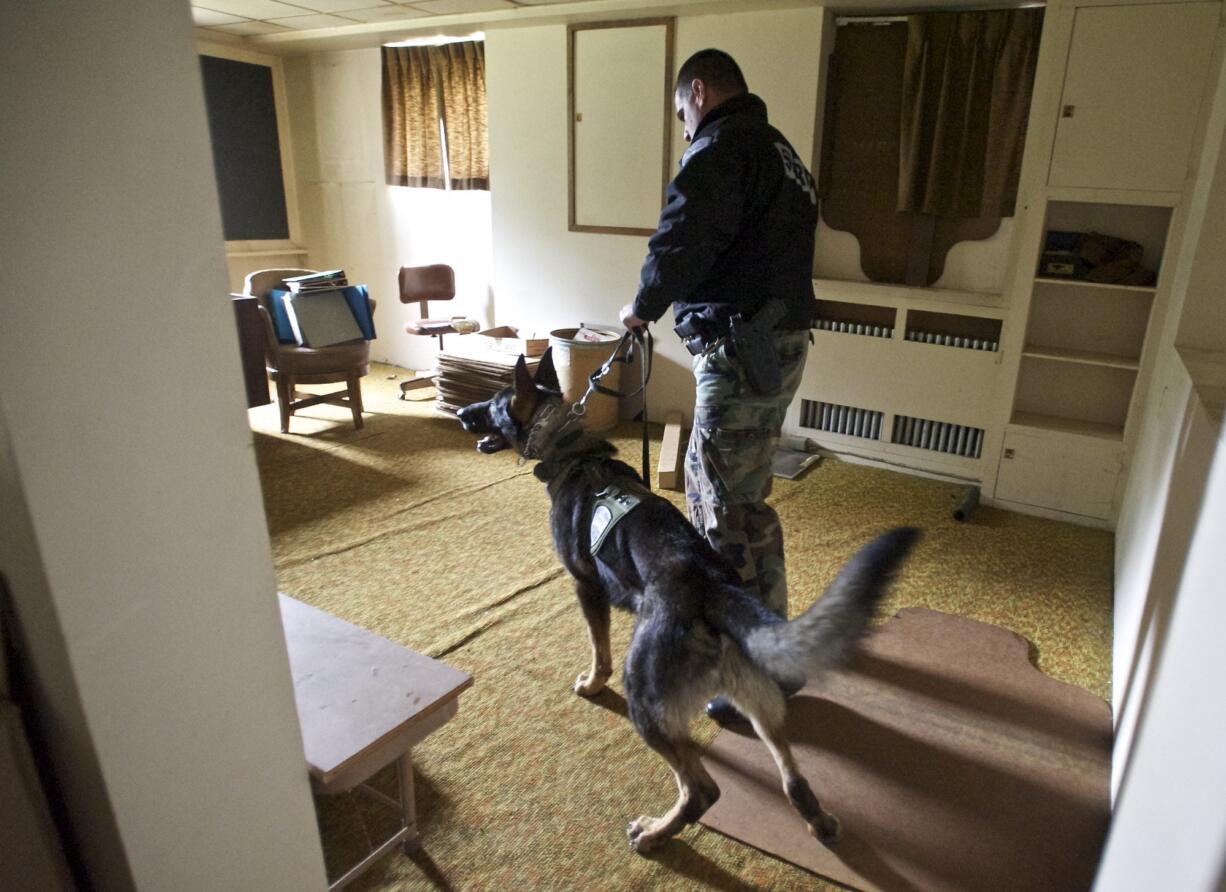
[674,310,722,356]
[728,299,786,395]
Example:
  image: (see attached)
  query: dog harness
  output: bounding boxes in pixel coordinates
[589,484,644,557]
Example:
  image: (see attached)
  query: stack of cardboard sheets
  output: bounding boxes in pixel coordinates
[434,347,541,416]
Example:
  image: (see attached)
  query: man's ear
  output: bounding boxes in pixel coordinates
[510,354,538,423]
[690,77,706,107]
[534,347,560,393]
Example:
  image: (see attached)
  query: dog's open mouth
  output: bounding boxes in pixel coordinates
[476,432,508,454]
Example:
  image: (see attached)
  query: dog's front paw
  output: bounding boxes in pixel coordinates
[626,816,663,854]
[573,670,609,697]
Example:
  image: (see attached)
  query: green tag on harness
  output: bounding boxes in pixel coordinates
[589,484,643,557]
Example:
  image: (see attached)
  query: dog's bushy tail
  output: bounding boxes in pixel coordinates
[744,527,921,684]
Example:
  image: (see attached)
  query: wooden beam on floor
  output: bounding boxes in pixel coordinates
[657,411,684,491]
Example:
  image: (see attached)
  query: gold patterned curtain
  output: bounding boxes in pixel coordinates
[435,41,488,190]
[898,8,1043,217]
[382,41,488,190]
[383,45,444,188]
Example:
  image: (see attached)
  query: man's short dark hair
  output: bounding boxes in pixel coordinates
[675,49,748,97]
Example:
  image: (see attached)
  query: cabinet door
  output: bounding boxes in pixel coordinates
[994,429,1122,520]
[1048,2,1219,193]
[569,21,673,234]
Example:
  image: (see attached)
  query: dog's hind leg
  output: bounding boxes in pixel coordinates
[622,610,723,852]
[572,581,612,696]
[625,731,720,854]
[729,668,842,845]
[757,719,842,845]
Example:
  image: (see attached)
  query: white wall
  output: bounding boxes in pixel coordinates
[487,8,824,421]
[1110,40,1226,800]
[1109,358,1197,792]
[285,48,495,374]
[0,1,326,889]
[1095,401,1226,890]
[1102,17,1226,880]
[1179,47,1226,356]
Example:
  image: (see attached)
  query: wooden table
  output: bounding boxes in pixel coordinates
[278,595,472,889]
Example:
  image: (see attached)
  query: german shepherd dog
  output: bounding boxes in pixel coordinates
[458,348,919,854]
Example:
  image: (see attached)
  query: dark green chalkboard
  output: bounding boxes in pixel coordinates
[200,55,290,241]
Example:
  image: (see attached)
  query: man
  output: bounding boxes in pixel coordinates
[620,49,818,725]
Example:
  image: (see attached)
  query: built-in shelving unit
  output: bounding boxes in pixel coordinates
[985,0,1223,526]
[1007,200,1169,441]
[996,195,1176,522]
[793,0,1219,524]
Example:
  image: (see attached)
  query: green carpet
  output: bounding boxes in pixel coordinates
[251,364,1112,891]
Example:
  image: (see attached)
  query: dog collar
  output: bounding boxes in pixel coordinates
[532,428,616,483]
[589,484,643,557]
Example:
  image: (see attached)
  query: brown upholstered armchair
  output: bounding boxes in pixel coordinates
[243,268,376,434]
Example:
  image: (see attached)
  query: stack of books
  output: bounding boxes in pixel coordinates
[284,269,349,293]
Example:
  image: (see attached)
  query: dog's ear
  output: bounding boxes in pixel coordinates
[534,347,560,393]
[510,354,539,423]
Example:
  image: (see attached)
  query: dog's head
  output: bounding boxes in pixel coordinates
[457,346,563,456]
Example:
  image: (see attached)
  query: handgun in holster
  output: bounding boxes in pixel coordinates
[728,298,786,395]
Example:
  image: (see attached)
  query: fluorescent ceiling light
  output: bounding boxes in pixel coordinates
[384,31,485,47]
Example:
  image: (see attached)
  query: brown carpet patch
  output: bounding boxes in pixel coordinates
[700,608,1111,891]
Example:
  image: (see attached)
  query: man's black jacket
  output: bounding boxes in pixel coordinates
[632,93,818,334]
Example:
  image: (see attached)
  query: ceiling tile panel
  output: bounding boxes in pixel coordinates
[268,12,362,28]
[212,19,297,34]
[196,0,314,18]
[191,7,247,25]
[295,0,393,10]
[341,5,433,22]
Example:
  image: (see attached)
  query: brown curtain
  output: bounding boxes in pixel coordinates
[435,41,489,190]
[819,22,1000,286]
[382,41,488,190]
[383,45,444,189]
[898,8,1043,217]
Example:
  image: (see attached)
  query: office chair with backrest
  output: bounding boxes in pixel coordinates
[244,268,376,433]
[398,264,457,397]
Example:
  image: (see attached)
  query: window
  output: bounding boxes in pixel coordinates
[818,9,1043,286]
[382,39,489,191]
[200,53,293,242]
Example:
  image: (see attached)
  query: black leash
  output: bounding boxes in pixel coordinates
[572,329,654,488]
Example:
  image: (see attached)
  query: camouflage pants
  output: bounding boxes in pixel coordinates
[686,330,809,619]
